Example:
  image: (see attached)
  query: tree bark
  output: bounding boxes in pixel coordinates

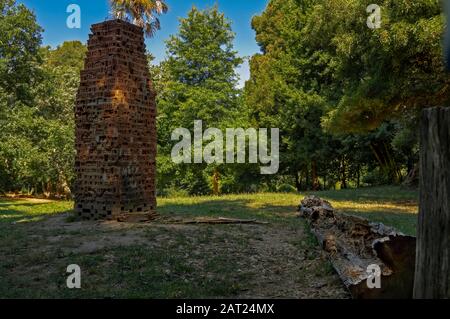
[299,196,416,299]
[369,142,401,184]
[212,169,220,196]
[414,107,450,298]
[356,164,361,188]
[305,166,310,191]
[311,160,319,191]
[341,158,347,189]
[295,171,303,192]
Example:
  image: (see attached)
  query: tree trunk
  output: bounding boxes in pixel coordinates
[295,171,303,192]
[341,158,347,189]
[414,107,450,299]
[305,166,310,191]
[311,160,319,191]
[357,165,361,188]
[403,163,419,187]
[370,142,402,184]
[212,169,220,196]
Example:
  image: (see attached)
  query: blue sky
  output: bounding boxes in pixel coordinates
[18,0,269,87]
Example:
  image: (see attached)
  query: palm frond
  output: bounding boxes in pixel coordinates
[109,0,168,37]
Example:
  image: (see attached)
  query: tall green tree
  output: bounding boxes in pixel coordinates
[0,0,43,105]
[246,0,448,187]
[156,6,243,195]
[0,40,86,196]
[246,0,337,190]
[38,41,86,121]
[299,0,446,182]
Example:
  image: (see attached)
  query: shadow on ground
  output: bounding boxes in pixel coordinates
[0,195,348,299]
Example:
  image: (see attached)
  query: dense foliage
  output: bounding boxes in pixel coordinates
[245,0,446,190]
[155,7,248,195]
[0,0,446,196]
[0,0,85,195]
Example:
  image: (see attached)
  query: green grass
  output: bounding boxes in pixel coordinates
[157,185,418,235]
[304,186,418,235]
[0,186,418,298]
[0,198,73,223]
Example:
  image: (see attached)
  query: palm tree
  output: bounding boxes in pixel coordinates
[110,0,168,37]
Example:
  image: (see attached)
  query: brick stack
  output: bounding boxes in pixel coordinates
[74,20,157,220]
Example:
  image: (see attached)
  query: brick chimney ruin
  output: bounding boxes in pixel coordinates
[74,20,157,220]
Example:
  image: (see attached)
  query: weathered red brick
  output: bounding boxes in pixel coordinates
[74,20,157,220]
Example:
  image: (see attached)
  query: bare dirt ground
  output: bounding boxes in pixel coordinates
[1,212,349,298]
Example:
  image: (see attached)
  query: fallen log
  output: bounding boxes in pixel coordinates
[298,195,416,299]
